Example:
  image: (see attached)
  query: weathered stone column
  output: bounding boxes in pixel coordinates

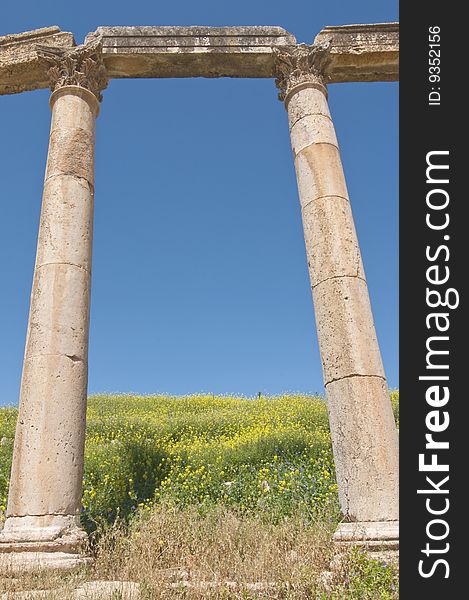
[274,44,399,547]
[0,41,107,569]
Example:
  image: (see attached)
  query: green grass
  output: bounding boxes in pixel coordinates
[1,392,399,528]
[0,392,400,598]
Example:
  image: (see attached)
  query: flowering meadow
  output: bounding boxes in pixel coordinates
[1,393,400,597]
[0,392,399,529]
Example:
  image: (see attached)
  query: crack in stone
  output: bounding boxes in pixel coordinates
[36,261,90,274]
[44,172,94,193]
[325,373,386,387]
[294,140,339,159]
[312,273,367,289]
[289,110,333,132]
[28,353,85,363]
[65,355,82,363]
[301,193,349,213]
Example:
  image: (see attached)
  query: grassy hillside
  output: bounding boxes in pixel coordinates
[0,393,399,598]
[1,392,399,527]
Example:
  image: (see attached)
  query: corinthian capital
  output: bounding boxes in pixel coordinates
[273,42,331,102]
[36,39,108,102]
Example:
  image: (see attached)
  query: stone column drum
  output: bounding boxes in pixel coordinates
[274,44,399,545]
[0,42,107,568]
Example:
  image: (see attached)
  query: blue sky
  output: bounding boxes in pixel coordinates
[0,1,398,404]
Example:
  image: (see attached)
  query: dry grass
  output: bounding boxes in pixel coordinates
[92,503,336,598]
[1,504,398,599]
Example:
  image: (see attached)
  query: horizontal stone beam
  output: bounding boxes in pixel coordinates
[314,22,399,83]
[0,23,399,95]
[0,26,75,95]
[88,26,297,79]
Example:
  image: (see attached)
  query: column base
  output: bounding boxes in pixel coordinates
[0,515,91,572]
[333,521,399,554]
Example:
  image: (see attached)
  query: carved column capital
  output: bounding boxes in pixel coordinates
[273,42,331,103]
[36,39,108,102]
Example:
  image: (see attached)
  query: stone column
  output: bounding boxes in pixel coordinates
[274,44,399,547]
[0,41,107,569]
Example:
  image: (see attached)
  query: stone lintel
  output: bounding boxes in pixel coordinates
[87,25,297,78]
[314,22,399,83]
[1,23,399,92]
[0,26,75,95]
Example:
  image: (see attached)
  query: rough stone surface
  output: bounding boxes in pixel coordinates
[313,277,385,383]
[302,196,365,287]
[290,113,338,155]
[37,40,107,102]
[1,23,398,92]
[5,353,88,516]
[93,22,398,82]
[334,520,399,542]
[326,376,399,521]
[90,26,296,79]
[287,86,330,128]
[0,580,142,599]
[1,85,97,559]
[0,551,90,574]
[36,178,94,271]
[294,143,349,206]
[314,22,399,83]
[273,43,330,103]
[333,521,399,560]
[0,27,75,95]
[0,516,83,544]
[285,81,399,523]
[22,265,91,359]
